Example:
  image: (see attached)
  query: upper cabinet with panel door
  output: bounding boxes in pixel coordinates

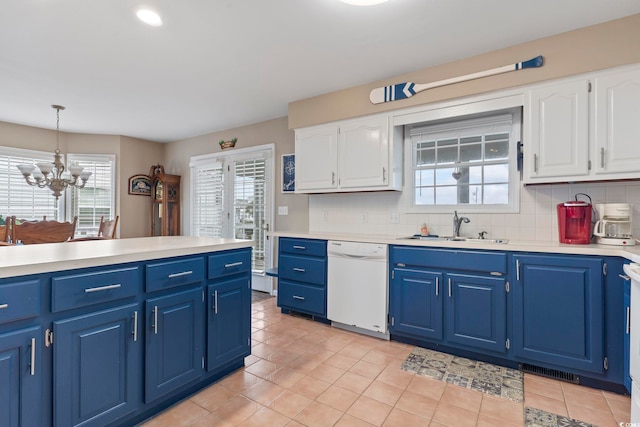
[295,115,402,193]
[524,64,640,184]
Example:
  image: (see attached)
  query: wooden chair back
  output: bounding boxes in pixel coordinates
[0,216,10,242]
[98,216,119,239]
[12,216,78,244]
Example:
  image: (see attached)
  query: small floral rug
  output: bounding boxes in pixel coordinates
[524,407,597,427]
[401,347,524,402]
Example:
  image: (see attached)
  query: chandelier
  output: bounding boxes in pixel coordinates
[17,105,92,200]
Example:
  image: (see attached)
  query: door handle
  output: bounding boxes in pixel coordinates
[448,278,452,298]
[30,337,36,376]
[435,277,439,296]
[213,290,219,314]
[132,311,138,342]
[152,306,158,335]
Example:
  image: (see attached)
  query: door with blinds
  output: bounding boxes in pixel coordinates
[191,146,274,293]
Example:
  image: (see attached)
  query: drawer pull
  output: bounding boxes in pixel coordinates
[84,284,122,293]
[213,290,219,314]
[168,270,193,278]
[627,306,631,335]
[292,295,305,301]
[30,337,36,376]
[293,268,306,272]
[224,262,243,268]
[0,303,8,309]
[292,245,306,250]
[132,311,138,342]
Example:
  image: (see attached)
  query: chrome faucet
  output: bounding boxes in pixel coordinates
[453,210,470,237]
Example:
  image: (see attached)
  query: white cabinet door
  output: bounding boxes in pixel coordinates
[295,124,338,192]
[338,116,389,189]
[525,79,590,182]
[594,68,640,176]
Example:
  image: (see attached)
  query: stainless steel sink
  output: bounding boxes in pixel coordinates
[398,235,508,244]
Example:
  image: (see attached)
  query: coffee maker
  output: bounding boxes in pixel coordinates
[557,197,593,245]
[594,203,635,246]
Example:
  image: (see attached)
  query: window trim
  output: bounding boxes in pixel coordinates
[399,98,522,214]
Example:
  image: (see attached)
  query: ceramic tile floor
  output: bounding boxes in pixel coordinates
[141,297,631,427]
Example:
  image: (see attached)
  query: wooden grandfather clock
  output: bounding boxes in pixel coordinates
[150,164,181,236]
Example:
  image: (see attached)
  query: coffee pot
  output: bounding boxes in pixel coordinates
[594,203,635,246]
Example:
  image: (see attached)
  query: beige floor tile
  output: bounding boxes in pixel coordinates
[189,412,236,427]
[567,404,620,427]
[267,367,306,388]
[238,406,291,427]
[267,389,312,418]
[363,380,404,406]
[476,413,523,427]
[316,385,361,412]
[244,358,279,379]
[381,407,430,426]
[361,349,396,366]
[251,342,278,358]
[241,379,286,405]
[375,366,413,390]
[294,400,344,427]
[325,353,360,370]
[346,395,393,426]
[563,387,612,413]
[153,399,209,427]
[479,394,523,426]
[431,402,478,427]
[524,391,568,417]
[604,391,631,422]
[189,383,236,411]
[349,359,385,379]
[524,374,566,401]
[266,348,302,365]
[561,381,605,396]
[334,371,374,394]
[405,375,446,401]
[339,342,374,359]
[394,390,438,419]
[213,395,262,425]
[308,362,347,383]
[289,374,332,399]
[286,421,306,427]
[335,413,376,426]
[439,384,483,413]
[218,370,263,393]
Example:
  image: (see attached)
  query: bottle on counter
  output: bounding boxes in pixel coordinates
[420,224,429,236]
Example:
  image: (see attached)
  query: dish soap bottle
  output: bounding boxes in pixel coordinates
[420,224,429,236]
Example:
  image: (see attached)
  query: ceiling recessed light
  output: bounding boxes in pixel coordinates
[340,0,389,5]
[136,9,163,26]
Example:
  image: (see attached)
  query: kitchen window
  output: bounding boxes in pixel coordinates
[404,107,521,213]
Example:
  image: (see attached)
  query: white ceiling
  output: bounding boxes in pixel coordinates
[1,0,640,143]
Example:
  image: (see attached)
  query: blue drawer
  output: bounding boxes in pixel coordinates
[280,238,326,257]
[279,254,326,286]
[146,257,205,292]
[208,249,251,279]
[52,267,139,312]
[391,246,507,274]
[278,280,325,316]
[0,280,40,323]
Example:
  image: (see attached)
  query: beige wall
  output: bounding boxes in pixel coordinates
[0,121,164,238]
[164,116,309,234]
[289,13,640,129]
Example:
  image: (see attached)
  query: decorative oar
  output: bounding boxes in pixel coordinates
[369,55,543,104]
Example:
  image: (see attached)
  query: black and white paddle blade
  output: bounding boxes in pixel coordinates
[369,55,544,104]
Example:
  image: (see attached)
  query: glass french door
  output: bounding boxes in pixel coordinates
[191,146,274,293]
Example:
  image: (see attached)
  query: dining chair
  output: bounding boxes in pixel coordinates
[98,216,119,239]
[12,216,78,244]
[0,216,10,242]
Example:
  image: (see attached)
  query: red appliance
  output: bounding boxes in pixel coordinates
[557,200,592,244]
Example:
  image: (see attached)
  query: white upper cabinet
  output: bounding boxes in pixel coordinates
[594,68,640,176]
[295,115,401,193]
[524,64,640,184]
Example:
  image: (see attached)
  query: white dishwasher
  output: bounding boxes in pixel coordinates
[327,240,389,339]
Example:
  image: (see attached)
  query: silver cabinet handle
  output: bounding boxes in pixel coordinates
[292,245,306,250]
[132,311,138,342]
[516,259,521,281]
[600,147,605,168]
[533,154,538,173]
[293,267,306,272]
[0,303,8,309]
[448,278,452,298]
[152,306,158,335]
[382,167,387,183]
[435,277,439,296]
[224,262,243,268]
[627,306,631,335]
[84,283,121,293]
[30,337,36,376]
[213,290,218,314]
[331,172,336,185]
[168,270,192,278]
[292,295,305,300]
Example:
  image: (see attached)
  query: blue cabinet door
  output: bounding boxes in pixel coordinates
[390,269,443,340]
[513,254,604,373]
[0,326,41,427]
[207,275,251,370]
[624,273,631,392]
[54,304,139,427]
[446,273,507,353]
[145,288,203,403]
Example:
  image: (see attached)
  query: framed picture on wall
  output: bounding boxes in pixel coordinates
[128,174,151,196]
[282,154,295,193]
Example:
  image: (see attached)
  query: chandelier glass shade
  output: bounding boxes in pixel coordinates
[17,105,92,200]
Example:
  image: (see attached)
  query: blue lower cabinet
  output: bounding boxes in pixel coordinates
[145,288,203,403]
[624,271,631,392]
[0,326,41,427]
[390,269,443,340]
[54,305,139,427]
[445,273,507,353]
[207,276,251,371]
[513,254,604,374]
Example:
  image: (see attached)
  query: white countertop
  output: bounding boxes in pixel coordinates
[270,232,640,262]
[0,236,254,279]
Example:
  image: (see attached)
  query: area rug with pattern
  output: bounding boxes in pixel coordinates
[401,347,524,402]
[524,407,597,427]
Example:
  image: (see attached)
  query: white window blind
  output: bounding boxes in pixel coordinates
[68,154,116,237]
[233,158,266,271]
[192,161,225,237]
[0,146,60,221]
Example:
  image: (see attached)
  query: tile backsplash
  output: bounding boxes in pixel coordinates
[309,181,640,242]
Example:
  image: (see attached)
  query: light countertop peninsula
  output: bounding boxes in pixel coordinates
[0,236,254,279]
